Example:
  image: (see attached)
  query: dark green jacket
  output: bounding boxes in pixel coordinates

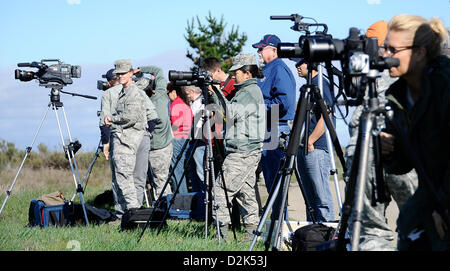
[385,55,450,249]
[139,65,173,150]
[211,78,266,154]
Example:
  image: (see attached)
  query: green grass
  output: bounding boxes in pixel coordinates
[0,168,265,251]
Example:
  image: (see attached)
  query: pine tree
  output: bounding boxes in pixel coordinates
[185,11,247,72]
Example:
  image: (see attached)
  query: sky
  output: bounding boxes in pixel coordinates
[0,0,449,153]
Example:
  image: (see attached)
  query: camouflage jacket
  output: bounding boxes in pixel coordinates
[211,78,266,154]
[109,82,147,150]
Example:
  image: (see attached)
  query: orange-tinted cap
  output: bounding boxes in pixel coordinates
[366,21,388,46]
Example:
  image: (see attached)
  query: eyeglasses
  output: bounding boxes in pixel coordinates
[379,44,414,56]
[257,46,275,52]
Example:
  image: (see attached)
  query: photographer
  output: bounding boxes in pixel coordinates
[209,53,266,241]
[380,14,449,250]
[295,59,336,223]
[167,82,192,194]
[181,85,206,193]
[103,59,150,218]
[202,57,237,101]
[252,34,296,219]
[344,21,418,251]
[138,65,174,198]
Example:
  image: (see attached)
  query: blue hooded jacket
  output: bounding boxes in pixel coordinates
[257,58,296,129]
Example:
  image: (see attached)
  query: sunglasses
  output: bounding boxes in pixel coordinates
[379,44,414,56]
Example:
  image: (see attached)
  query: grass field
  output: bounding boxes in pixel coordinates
[0,165,264,251]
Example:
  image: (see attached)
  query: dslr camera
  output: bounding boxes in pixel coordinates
[15,59,81,86]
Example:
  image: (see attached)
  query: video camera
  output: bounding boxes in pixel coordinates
[97,79,109,91]
[272,14,399,99]
[168,67,218,87]
[15,59,81,86]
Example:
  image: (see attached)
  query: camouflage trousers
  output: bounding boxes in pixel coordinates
[345,144,418,251]
[134,134,151,205]
[214,149,262,227]
[110,132,144,218]
[149,142,173,198]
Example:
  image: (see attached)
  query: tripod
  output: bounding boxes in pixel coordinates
[0,85,95,225]
[332,69,389,251]
[249,62,347,251]
[137,85,235,243]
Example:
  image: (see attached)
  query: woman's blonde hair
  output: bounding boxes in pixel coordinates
[388,14,448,61]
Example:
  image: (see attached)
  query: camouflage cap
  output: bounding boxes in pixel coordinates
[229,53,258,71]
[113,59,133,74]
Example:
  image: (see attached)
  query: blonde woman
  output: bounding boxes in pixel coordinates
[380,14,449,250]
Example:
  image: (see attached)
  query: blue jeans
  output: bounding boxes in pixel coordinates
[186,140,206,193]
[261,124,290,220]
[297,148,335,222]
[170,138,188,194]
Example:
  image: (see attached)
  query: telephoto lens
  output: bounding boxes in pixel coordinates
[168,70,195,81]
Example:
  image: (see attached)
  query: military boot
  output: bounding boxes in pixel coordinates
[219,224,229,242]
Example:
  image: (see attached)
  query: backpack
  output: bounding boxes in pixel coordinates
[120,206,167,231]
[291,223,336,251]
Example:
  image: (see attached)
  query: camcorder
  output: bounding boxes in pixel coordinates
[272,14,399,100]
[97,79,109,91]
[15,59,81,86]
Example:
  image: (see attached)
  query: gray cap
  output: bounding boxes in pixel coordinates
[229,53,258,71]
[113,59,133,74]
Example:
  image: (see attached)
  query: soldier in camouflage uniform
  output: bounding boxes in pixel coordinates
[138,65,174,198]
[209,53,266,241]
[344,21,418,250]
[103,59,156,218]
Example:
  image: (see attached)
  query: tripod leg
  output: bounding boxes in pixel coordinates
[271,158,295,251]
[249,157,286,251]
[350,112,375,251]
[138,139,197,242]
[60,106,83,187]
[71,140,102,201]
[0,105,51,216]
[293,157,317,223]
[325,130,344,211]
[53,104,89,226]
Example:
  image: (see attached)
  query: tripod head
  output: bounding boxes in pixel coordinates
[40,83,97,108]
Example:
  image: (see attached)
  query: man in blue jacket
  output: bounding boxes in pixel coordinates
[253,34,296,219]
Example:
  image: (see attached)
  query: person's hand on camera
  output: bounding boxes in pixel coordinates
[104,116,112,127]
[208,85,214,96]
[103,143,110,161]
[380,131,395,156]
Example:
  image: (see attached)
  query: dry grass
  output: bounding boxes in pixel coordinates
[0,165,112,201]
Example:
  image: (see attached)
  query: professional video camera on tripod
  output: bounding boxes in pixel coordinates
[0,59,97,225]
[249,14,401,251]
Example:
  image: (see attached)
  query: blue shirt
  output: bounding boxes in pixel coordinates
[257,58,296,129]
[305,75,335,151]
